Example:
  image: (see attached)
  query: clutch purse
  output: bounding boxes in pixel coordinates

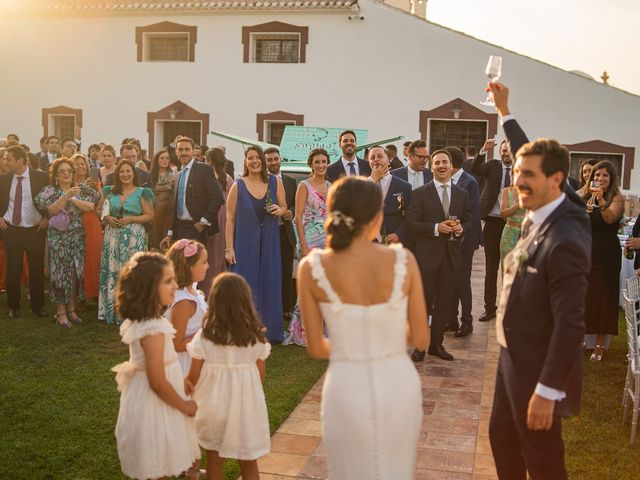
[101,198,110,221]
[49,209,70,231]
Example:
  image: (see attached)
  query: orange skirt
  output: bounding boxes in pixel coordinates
[83,212,103,299]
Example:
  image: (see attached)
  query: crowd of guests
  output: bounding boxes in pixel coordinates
[0,119,629,363]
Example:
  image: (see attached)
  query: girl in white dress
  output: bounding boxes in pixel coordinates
[166,239,209,375]
[186,272,271,480]
[112,252,201,480]
[297,176,429,480]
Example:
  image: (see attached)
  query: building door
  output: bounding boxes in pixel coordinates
[428,120,488,153]
[162,121,202,147]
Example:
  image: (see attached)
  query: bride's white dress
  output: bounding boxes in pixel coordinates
[311,246,423,480]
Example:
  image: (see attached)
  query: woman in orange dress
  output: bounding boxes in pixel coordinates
[72,153,103,300]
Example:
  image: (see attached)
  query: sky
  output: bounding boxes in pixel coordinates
[427,0,640,95]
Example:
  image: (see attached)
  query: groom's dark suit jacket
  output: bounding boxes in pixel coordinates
[501,198,590,417]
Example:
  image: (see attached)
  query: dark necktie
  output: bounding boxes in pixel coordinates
[12,176,23,226]
[347,162,356,176]
[504,167,511,188]
[521,218,532,239]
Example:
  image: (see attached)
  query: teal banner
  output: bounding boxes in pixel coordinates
[279,127,368,162]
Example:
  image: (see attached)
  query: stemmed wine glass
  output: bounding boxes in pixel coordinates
[480,55,503,106]
[587,180,601,211]
[447,215,460,241]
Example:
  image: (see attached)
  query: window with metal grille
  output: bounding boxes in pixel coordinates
[266,121,295,145]
[145,33,189,62]
[428,120,488,153]
[254,34,300,63]
[51,115,75,141]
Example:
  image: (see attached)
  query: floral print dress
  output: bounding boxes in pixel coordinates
[283,179,330,346]
[35,184,100,304]
[99,186,155,324]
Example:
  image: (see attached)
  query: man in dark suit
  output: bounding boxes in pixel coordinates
[36,136,48,161]
[472,137,513,323]
[368,146,412,244]
[104,143,152,188]
[385,144,404,170]
[390,139,433,189]
[161,137,224,246]
[407,149,472,361]
[487,82,590,479]
[326,130,371,182]
[0,146,50,318]
[39,135,60,171]
[265,146,297,317]
[446,146,481,337]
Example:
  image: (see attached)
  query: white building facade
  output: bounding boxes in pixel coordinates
[1,0,638,190]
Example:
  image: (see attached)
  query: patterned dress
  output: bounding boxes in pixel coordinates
[99,186,155,324]
[35,184,100,304]
[499,188,526,277]
[283,179,330,346]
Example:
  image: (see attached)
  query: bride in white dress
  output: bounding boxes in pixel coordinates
[298,176,429,480]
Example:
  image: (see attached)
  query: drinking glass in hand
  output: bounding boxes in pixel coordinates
[587,181,601,210]
[481,55,502,106]
[447,215,460,241]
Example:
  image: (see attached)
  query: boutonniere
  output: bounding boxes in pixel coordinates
[512,247,529,273]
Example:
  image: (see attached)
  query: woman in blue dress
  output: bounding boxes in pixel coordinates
[225,146,288,342]
[98,160,154,324]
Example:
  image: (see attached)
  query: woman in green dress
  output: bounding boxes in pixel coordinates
[35,158,100,327]
[499,185,526,277]
[98,160,154,324]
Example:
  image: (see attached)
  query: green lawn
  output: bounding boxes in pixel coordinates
[564,312,640,480]
[0,301,326,479]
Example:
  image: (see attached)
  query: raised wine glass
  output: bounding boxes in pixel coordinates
[480,55,503,106]
[588,180,601,210]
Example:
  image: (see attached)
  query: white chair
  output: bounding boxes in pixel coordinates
[626,275,640,300]
[622,291,640,444]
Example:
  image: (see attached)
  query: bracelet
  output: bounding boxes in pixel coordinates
[225,248,234,253]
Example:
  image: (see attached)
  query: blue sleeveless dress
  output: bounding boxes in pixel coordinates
[231,175,284,342]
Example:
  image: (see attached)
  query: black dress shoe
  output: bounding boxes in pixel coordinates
[411,349,426,362]
[454,322,473,338]
[445,322,460,333]
[478,311,496,322]
[427,345,454,361]
[32,308,48,318]
[8,308,19,318]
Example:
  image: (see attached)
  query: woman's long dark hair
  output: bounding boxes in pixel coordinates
[242,145,268,183]
[578,158,598,188]
[150,148,169,187]
[112,159,139,195]
[584,160,621,207]
[205,147,229,192]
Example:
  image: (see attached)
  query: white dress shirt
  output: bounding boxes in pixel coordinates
[451,168,464,186]
[489,163,513,217]
[3,167,42,227]
[341,157,359,176]
[407,166,425,190]
[167,159,210,237]
[432,178,452,236]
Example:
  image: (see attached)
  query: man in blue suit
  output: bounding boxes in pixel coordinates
[326,130,371,182]
[368,146,412,244]
[446,146,481,337]
[390,139,433,189]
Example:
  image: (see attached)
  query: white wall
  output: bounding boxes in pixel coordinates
[1,0,639,188]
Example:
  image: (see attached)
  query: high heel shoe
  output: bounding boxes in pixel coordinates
[55,313,72,328]
[67,311,82,324]
[590,345,604,362]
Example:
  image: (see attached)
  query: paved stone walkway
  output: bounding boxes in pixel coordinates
[257,249,499,479]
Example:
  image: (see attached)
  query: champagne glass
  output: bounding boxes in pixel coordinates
[447,215,460,241]
[588,180,601,210]
[480,55,503,106]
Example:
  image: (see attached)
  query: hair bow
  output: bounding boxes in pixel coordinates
[174,239,198,258]
[330,211,355,231]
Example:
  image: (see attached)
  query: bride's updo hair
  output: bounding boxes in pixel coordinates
[325,176,382,251]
